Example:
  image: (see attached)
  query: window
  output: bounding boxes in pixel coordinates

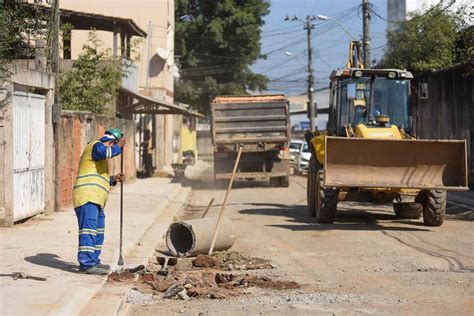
[338,77,410,131]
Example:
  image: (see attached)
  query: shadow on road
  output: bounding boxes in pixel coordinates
[24,253,79,273]
[178,177,272,191]
[239,203,431,232]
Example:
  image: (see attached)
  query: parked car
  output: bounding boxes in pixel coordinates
[289,140,305,165]
[295,143,311,175]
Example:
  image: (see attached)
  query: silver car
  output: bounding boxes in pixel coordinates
[295,143,312,175]
[289,140,305,165]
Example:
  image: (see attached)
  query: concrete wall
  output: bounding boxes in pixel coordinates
[57,111,136,209]
[197,130,213,159]
[0,66,55,226]
[412,64,473,187]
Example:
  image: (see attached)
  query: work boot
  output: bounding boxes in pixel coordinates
[96,263,111,270]
[80,265,110,275]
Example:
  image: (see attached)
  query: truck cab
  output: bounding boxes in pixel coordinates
[327,68,414,139]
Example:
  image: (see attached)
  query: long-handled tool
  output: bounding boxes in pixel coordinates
[118,152,124,266]
[201,198,215,219]
[208,146,243,256]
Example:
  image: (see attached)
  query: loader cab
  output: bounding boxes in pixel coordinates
[328,69,413,136]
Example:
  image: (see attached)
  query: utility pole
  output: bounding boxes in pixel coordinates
[51,0,61,212]
[362,0,371,68]
[285,15,317,131]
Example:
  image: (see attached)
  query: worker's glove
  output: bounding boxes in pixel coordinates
[117,138,127,148]
[113,173,125,183]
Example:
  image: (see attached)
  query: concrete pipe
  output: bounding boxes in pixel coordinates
[166,217,236,257]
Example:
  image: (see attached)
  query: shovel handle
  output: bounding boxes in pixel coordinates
[208,146,243,255]
[118,148,124,266]
[201,198,215,219]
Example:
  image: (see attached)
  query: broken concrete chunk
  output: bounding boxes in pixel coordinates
[177,289,190,300]
[163,284,184,298]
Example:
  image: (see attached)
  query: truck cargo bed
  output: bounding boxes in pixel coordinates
[211,95,290,150]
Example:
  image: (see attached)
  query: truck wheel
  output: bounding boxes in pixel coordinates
[393,202,422,219]
[279,176,289,188]
[419,190,446,226]
[315,168,338,223]
[307,157,317,217]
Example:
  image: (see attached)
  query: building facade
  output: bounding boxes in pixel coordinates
[387,0,470,32]
[59,0,177,171]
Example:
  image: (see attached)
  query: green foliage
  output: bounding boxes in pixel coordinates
[455,26,473,65]
[381,3,468,72]
[60,31,127,114]
[175,0,270,114]
[0,1,48,82]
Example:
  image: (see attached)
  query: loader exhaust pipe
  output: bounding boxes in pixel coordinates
[324,137,468,190]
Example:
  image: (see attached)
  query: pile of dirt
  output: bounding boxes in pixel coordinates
[192,251,274,271]
[193,254,220,267]
[134,270,299,300]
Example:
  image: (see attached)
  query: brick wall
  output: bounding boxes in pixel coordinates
[58,111,136,209]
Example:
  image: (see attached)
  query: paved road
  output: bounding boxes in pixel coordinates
[129,165,474,315]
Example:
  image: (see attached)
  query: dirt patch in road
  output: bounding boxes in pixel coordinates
[134,269,300,300]
[129,250,297,301]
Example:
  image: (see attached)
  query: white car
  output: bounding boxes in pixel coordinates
[295,143,312,175]
[289,140,305,165]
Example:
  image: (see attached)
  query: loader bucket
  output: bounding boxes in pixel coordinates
[324,137,468,190]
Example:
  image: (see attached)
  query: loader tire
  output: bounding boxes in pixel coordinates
[393,202,422,219]
[420,190,446,226]
[307,157,317,217]
[315,168,338,223]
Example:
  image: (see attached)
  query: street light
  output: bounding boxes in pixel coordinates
[316,14,357,41]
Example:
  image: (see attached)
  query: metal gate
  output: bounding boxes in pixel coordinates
[13,92,45,221]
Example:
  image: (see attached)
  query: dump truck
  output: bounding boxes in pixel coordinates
[306,42,468,226]
[211,95,291,187]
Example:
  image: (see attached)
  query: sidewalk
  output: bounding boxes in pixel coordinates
[0,162,205,316]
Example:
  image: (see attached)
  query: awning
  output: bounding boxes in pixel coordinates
[119,88,203,118]
[33,5,147,37]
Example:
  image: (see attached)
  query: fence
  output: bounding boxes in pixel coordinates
[412,64,473,187]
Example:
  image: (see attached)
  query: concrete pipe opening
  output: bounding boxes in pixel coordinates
[166,217,236,257]
[167,222,195,256]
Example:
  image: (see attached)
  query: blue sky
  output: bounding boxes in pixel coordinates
[252,0,389,94]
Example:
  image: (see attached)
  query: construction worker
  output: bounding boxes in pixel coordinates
[73,128,126,275]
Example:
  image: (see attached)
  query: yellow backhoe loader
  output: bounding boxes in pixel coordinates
[306,42,468,226]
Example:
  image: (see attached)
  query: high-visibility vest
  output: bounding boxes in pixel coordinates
[73,141,110,208]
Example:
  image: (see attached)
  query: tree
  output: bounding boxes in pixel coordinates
[60,31,127,114]
[0,1,47,83]
[175,0,270,114]
[381,3,468,72]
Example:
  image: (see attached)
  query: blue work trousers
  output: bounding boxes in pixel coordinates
[74,202,105,270]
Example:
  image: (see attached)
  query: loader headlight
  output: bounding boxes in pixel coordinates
[388,71,397,79]
[354,70,363,78]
